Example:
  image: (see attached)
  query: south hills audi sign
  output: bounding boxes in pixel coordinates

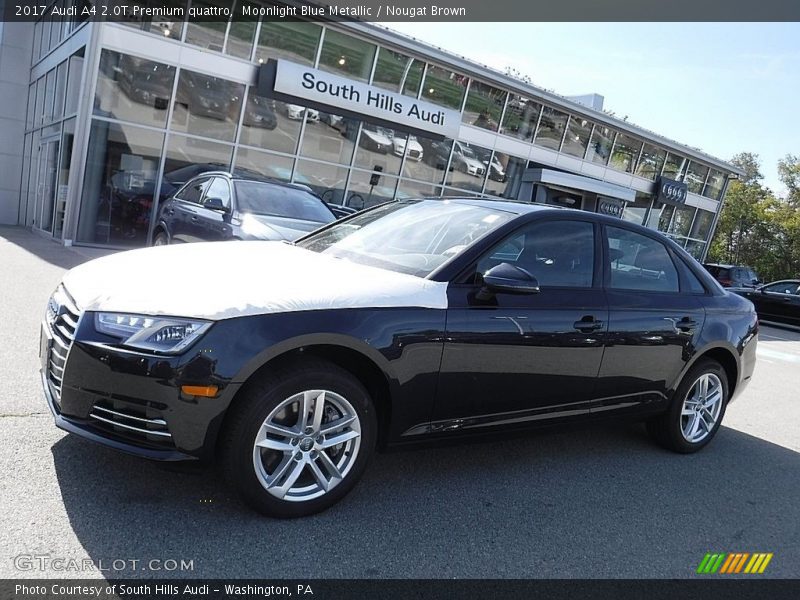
[656,176,689,206]
[260,59,462,139]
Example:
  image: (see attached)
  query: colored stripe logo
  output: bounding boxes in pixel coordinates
[697,553,773,574]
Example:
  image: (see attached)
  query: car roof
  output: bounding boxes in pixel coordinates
[185,170,317,195]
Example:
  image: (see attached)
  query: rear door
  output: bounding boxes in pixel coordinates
[596,224,706,409]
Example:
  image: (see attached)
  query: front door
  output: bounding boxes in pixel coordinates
[434,217,608,433]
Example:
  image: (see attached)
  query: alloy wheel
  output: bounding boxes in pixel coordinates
[252,389,362,502]
[680,373,724,443]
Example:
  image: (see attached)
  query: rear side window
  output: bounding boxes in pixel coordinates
[202,177,231,208]
[606,226,679,292]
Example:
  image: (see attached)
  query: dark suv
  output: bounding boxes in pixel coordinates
[703,263,762,288]
[153,172,340,244]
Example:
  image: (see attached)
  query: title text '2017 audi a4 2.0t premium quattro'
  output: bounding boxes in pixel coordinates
[40,199,758,517]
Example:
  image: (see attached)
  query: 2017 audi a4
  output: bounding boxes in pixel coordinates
[40,199,758,517]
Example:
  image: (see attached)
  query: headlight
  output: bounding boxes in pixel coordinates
[94,313,211,354]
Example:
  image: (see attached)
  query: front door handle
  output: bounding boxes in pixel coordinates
[676,318,699,332]
[574,316,603,332]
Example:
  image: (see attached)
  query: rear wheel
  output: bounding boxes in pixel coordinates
[647,359,728,453]
[153,231,169,246]
[221,359,376,518]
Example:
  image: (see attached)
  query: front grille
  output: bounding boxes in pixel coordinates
[409,149,421,159]
[88,402,174,447]
[46,286,80,406]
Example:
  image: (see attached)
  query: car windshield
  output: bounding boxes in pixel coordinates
[234,181,335,223]
[460,145,477,159]
[296,200,516,277]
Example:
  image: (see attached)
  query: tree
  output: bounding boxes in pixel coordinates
[778,154,800,206]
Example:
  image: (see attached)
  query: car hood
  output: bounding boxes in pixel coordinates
[62,242,447,320]
[239,213,330,242]
[362,130,393,145]
[461,156,483,170]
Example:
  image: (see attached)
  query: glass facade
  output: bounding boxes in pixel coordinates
[16,14,734,260]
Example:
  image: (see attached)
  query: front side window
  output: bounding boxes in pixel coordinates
[764,282,800,295]
[477,220,595,288]
[607,226,679,292]
[203,177,231,208]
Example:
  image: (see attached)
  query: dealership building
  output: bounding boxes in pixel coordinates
[0,4,745,258]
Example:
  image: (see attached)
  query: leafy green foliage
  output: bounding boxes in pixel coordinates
[708,153,800,281]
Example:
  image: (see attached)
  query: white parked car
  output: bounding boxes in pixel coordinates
[452,142,486,177]
[286,105,320,122]
[392,135,424,161]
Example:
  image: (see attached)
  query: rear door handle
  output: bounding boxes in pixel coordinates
[574,317,603,332]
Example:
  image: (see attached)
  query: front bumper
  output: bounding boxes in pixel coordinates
[40,316,241,462]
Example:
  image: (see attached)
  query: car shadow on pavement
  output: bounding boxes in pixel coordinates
[51,423,800,578]
[0,226,114,270]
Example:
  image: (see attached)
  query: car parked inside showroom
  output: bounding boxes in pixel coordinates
[41,199,757,518]
[152,172,338,244]
[729,279,800,327]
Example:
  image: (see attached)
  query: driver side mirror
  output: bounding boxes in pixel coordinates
[205,197,230,213]
[481,262,540,295]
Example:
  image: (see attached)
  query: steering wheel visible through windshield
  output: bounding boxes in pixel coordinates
[296,200,515,277]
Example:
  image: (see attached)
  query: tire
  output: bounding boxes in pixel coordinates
[220,359,377,518]
[153,231,169,246]
[646,359,729,453]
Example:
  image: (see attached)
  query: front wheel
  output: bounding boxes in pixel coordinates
[152,231,169,246]
[647,359,729,453]
[221,359,376,518]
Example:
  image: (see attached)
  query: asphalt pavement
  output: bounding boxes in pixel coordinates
[1,226,798,579]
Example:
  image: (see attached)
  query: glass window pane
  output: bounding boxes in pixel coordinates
[35,77,45,128]
[657,203,675,233]
[120,0,186,40]
[353,123,404,175]
[703,169,725,200]
[95,50,175,128]
[669,205,696,237]
[500,95,540,142]
[607,226,679,292]
[50,5,62,48]
[294,159,348,205]
[234,147,294,181]
[53,118,76,238]
[239,90,300,155]
[256,21,321,66]
[318,29,376,82]
[65,52,84,116]
[397,179,440,198]
[225,2,257,59]
[690,209,714,240]
[298,110,355,164]
[586,125,614,165]
[635,143,666,180]
[421,65,467,111]
[44,70,56,124]
[33,20,43,63]
[685,161,710,194]
[402,135,452,186]
[53,62,68,121]
[76,120,165,245]
[162,134,233,193]
[447,141,490,192]
[184,0,232,52]
[172,70,243,142]
[372,47,423,96]
[27,84,36,130]
[622,192,651,225]
[534,106,568,151]
[346,170,398,210]
[561,116,593,158]
[463,80,506,132]
[684,240,706,260]
[662,152,689,181]
[609,133,642,174]
[484,153,525,199]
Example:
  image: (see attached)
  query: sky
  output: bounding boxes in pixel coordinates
[385,22,800,196]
